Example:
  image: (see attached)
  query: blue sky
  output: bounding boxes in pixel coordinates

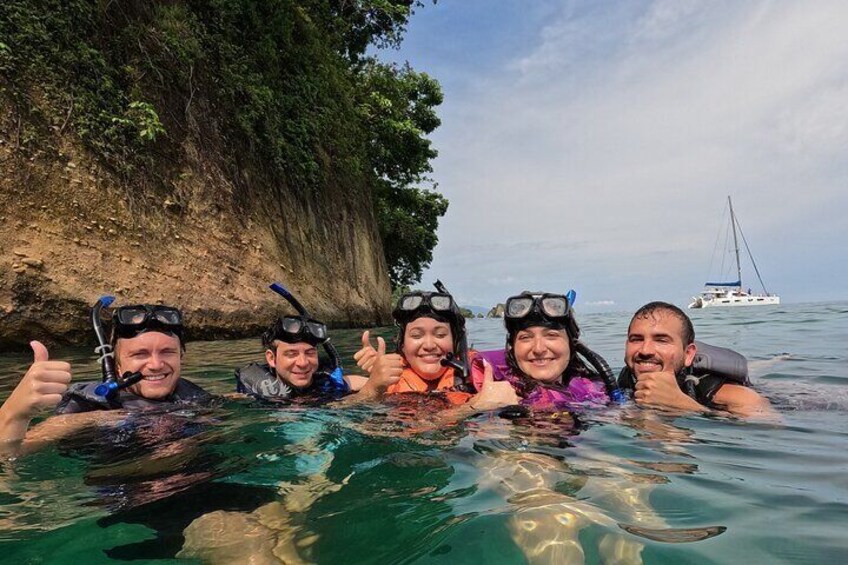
[377,0,848,311]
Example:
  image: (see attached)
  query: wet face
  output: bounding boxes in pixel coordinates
[512,326,571,384]
[266,341,319,389]
[401,317,453,379]
[116,331,182,399]
[625,310,697,377]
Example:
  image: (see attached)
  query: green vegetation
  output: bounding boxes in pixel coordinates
[0,0,446,288]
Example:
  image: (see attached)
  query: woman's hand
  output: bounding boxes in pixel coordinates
[468,360,520,412]
[353,331,379,373]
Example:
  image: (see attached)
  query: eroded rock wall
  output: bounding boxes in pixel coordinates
[0,127,392,351]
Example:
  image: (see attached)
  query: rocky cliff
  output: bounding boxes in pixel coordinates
[0,1,437,351]
[0,108,392,351]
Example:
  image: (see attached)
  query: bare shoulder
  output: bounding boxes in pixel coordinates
[713,384,775,418]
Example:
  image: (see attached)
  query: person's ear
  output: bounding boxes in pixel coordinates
[684,342,697,367]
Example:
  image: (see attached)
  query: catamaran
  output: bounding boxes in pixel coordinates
[688,196,780,309]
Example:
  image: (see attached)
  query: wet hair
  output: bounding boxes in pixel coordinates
[629,301,695,345]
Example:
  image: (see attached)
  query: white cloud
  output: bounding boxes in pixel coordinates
[408,1,848,307]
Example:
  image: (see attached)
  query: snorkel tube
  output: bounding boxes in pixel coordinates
[91,296,143,398]
[564,290,626,404]
[574,341,626,404]
[269,282,344,388]
[434,279,471,383]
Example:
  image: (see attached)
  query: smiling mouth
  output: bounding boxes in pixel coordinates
[529,358,555,364]
[633,358,663,372]
[419,354,443,362]
[143,374,169,382]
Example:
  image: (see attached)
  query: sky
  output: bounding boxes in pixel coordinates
[377,0,848,312]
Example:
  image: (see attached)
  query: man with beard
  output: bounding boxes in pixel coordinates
[621,301,772,417]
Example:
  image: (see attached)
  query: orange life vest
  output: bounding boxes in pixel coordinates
[386,360,471,405]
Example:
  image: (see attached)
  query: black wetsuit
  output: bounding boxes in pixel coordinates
[55,379,213,414]
[235,362,349,403]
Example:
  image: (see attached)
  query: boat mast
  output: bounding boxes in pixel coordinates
[728,196,742,290]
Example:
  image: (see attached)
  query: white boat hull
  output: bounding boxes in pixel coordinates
[688,292,780,309]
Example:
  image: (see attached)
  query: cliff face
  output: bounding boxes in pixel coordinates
[0,109,392,351]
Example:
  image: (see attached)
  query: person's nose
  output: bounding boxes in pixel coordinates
[422,333,438,351]
[531,336,547,355]
[638,339,656,357]
[295,353,310,368]
[145,353,165,371]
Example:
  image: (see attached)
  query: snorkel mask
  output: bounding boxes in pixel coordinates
[112,304,185,343]
[262,315,328,347]
[504,290,579,340]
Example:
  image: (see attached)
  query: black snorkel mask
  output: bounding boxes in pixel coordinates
[393,281,470,383]
[90,298,185,399]
[504,291,579,339]
[266,283,344,385]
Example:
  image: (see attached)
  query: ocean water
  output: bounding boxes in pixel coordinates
[0,302,846,563]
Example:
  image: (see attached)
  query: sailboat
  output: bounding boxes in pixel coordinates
[688,196,780,309]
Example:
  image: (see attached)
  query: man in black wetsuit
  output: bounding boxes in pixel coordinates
[0,304,212,446]
[235,314,365,402]
[621,301,772,417]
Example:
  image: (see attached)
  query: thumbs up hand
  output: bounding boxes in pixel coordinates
[468,360,520,412]
[367,337,404,393]
[353,330,379,373]
[0,341,72,439]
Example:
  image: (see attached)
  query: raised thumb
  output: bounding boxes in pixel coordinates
[376,336,386,356]
[482,359,494,385]
[30,340,49,363]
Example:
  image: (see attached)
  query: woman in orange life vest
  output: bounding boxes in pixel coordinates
[355,289,520,410]
[354,290,474,404]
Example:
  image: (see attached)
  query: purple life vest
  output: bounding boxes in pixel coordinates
[470,349,609,411]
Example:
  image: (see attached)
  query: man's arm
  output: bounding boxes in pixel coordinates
[634,371,775,419]
[711,384,774,418]
[343,374,369,392]
[0,341,72,448]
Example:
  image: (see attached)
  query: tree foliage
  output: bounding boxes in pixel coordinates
[357,59,446,287]
[0,0,445,288]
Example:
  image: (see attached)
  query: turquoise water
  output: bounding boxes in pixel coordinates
[1,302,846,563]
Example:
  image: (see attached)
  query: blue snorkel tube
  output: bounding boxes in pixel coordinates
[91,296,143,398]
[269,282,346,391]
[565,290,627,404]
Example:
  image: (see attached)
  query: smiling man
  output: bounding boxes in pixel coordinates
[622,301,772,417]
[0,304,212,446]
[57,304,211,413]
[235,314,363,402]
